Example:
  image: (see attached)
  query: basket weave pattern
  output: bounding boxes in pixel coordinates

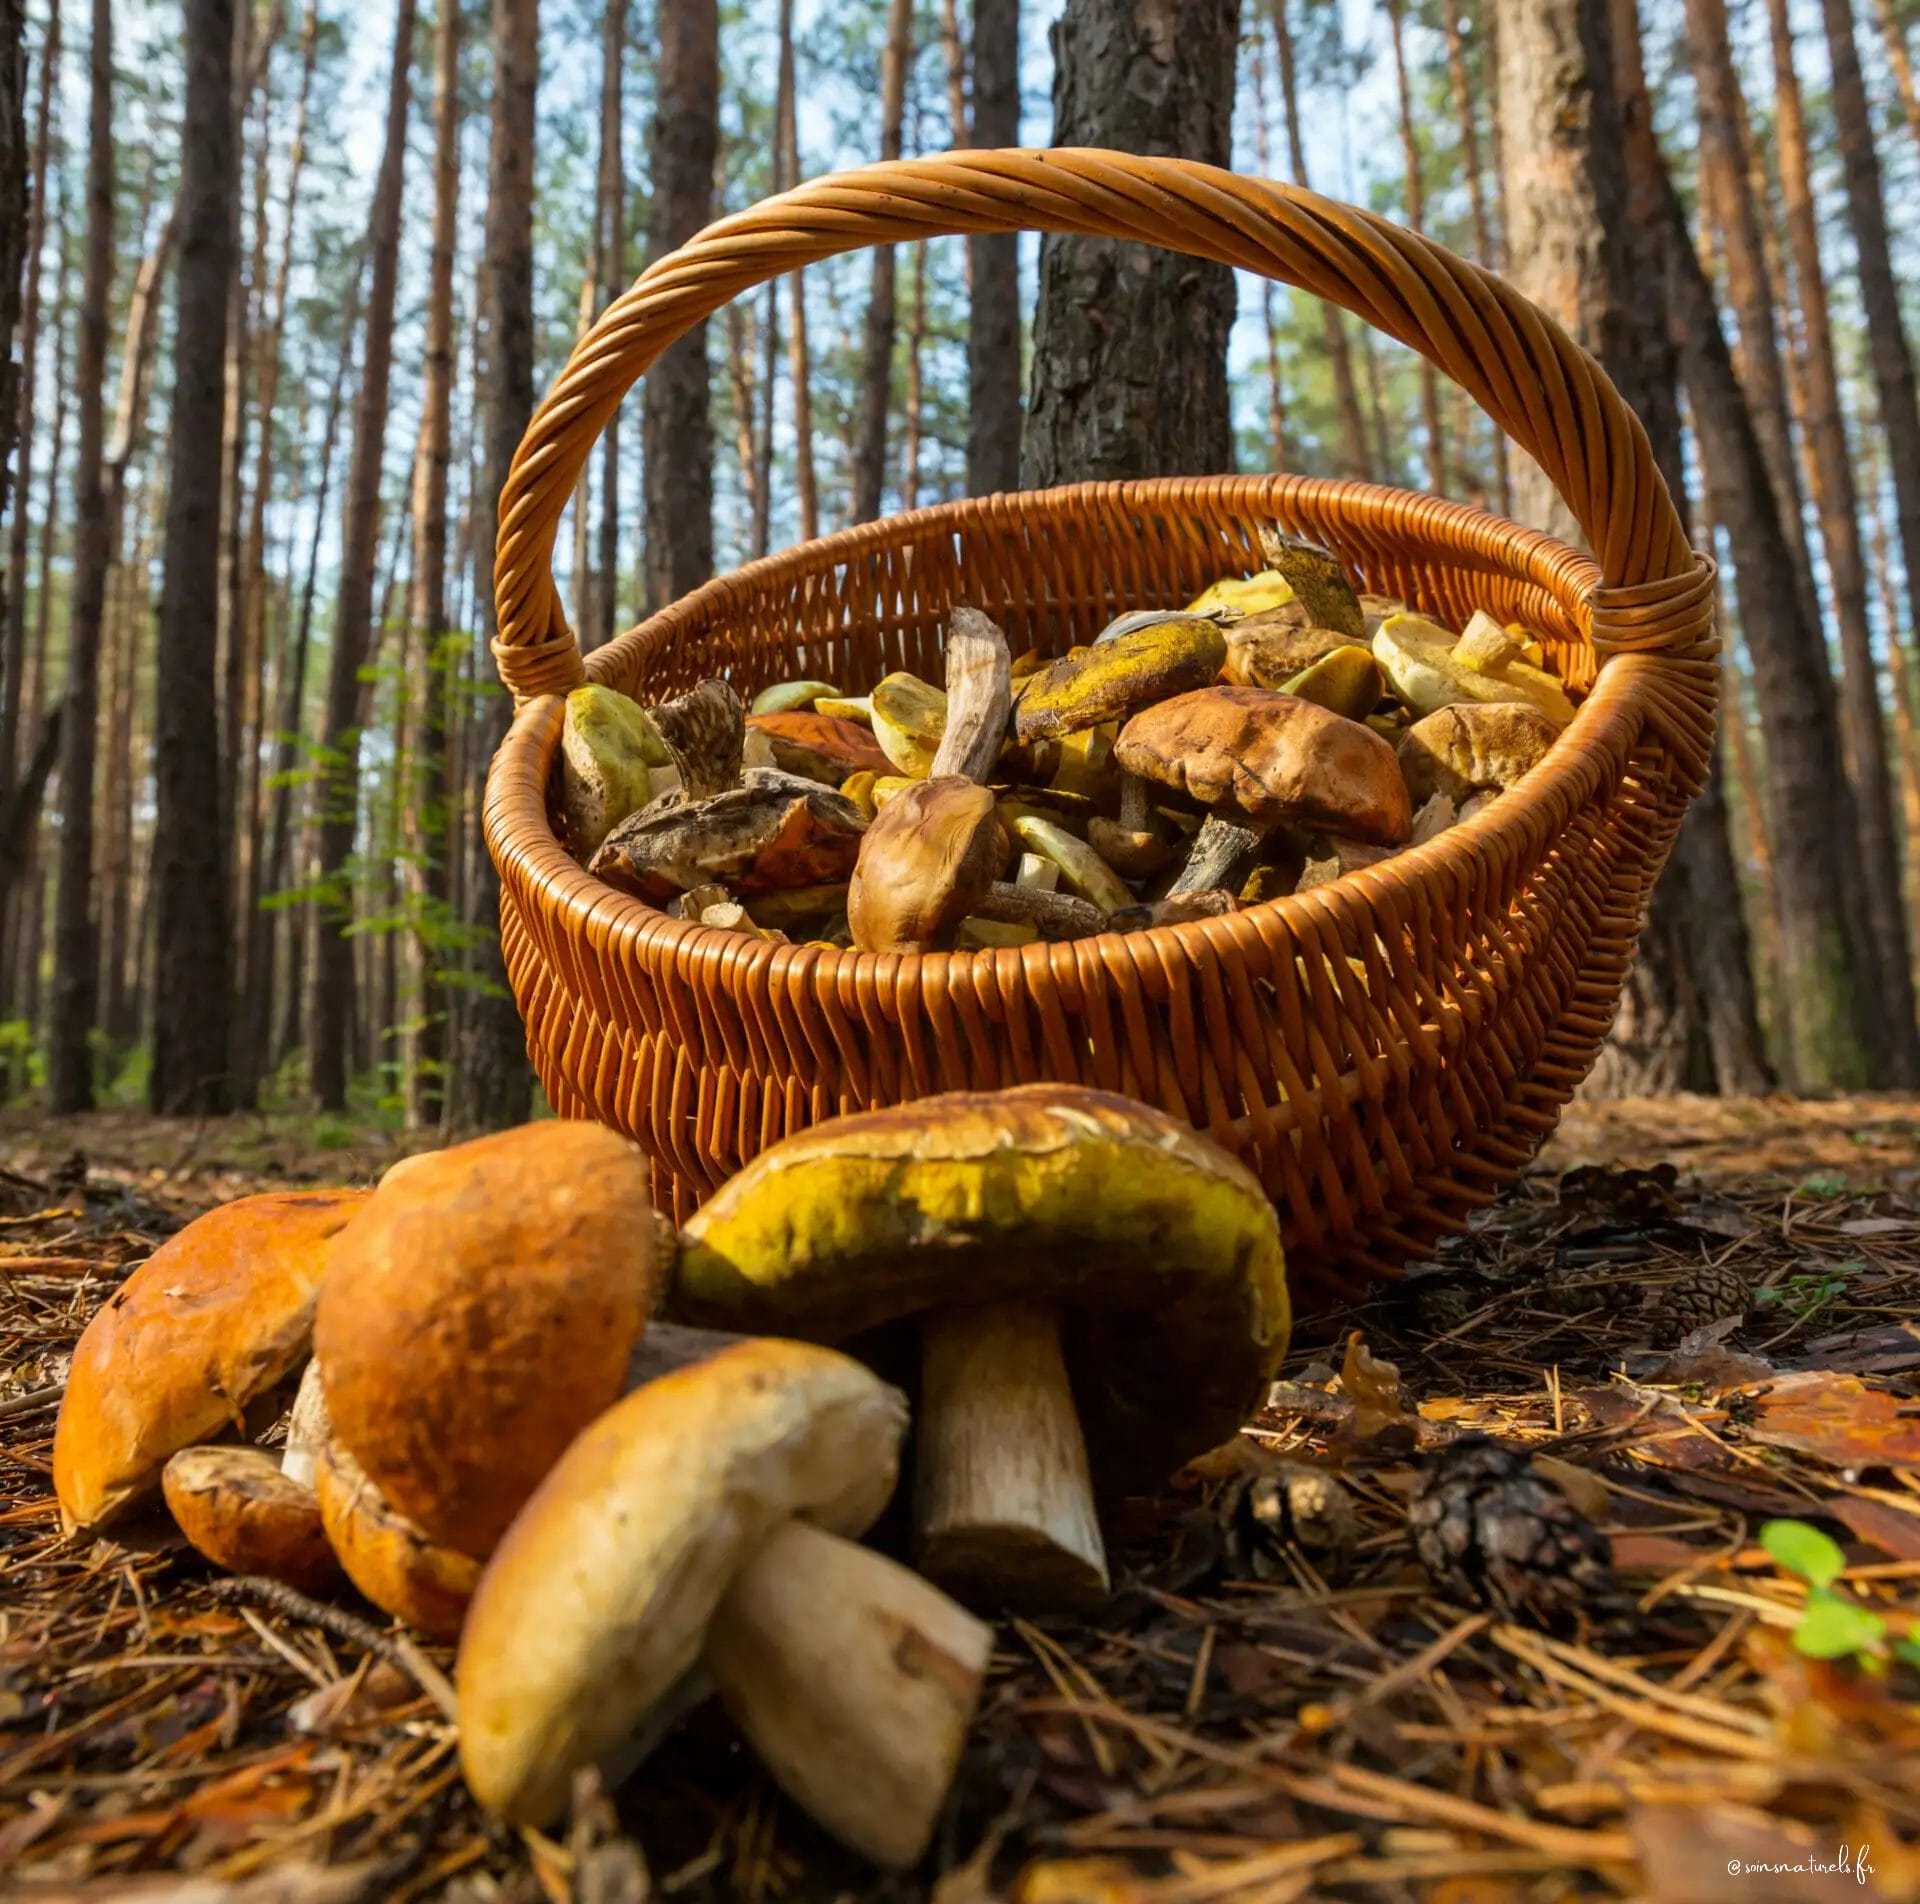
[484,151,1718,1301]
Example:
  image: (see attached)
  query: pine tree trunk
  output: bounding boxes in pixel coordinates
[1384,0,1445,493]
[1869,0,1920,162]
[775,0,816,543]
[1683,0,1824,648]
[445,0,537,1132]
[406,0,459,1131]
[47,0,112,1113]
[1587,0,1770,1097]
[310,0,413,1113]
[232,0,317,1104]
[594,0,625,641]
[642,0,716,608]
[725,295,760,538]
[1024,0,1238,487]
[1248,22,1288,466]
[850,0,912,523]
[266,274,356,1074]
[967,0,1021,495]
[1269,0,1368,479]
[1866,467,1920,962]
[1659,158,1876,1091]
[1818,0,1920,1079]
[1441,0,1508,515]
[0,0,57,1012]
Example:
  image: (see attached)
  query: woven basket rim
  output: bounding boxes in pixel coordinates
[488,473,1662,982]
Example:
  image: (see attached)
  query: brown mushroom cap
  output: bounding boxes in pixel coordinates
[1115,686,1412,846]
[312,1121,662,1560]
[746,711,892,784]
[52,1188,372,1538]
[314,1414,480,1640]
[1397,701,1559,805]
[589,770,867,903]
[162,1446,341,1594]
[672,1084,1291,1493]
[846,777,1005,952]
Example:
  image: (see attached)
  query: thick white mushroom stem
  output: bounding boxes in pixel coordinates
[913,1297,1110,1607]
[703,1517,992,1871]
[281,1359,329,1489]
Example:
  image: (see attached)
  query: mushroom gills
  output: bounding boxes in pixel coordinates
[914,1297,1109,1608]
[705,1516,993,1870]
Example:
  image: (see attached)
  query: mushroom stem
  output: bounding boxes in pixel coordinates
[704,1516,992,1870]
[1168,811,1265,895]
[1117,769,1150,834]
[281,1359,328,1489]
[974,882,1107,940]
[930,606,1013,782]
[914,1298,1110,1608]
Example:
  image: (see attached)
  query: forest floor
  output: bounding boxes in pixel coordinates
[3,1095,1919,1902]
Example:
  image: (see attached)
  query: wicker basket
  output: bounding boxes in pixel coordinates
[484,149,1718,1302]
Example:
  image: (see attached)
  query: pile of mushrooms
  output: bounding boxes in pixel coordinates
[560,534,1579,946]
[49,1120,994,1869]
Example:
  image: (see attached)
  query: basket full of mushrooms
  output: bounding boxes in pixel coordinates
[484,148,1718,1297]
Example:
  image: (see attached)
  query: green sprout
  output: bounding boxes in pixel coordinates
[1760,1519,1920,1672]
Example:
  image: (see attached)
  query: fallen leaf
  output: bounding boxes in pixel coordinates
[1630,1801,1876,1902]
[1830,1495,1920,1563]
[1742,1373,1920,1470]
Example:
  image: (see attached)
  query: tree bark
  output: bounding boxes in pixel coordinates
[1817,0,1920,1079]
[1269,0,1367,480]
[0,0,56,1008]
[642,0,716,609]
[406,0,460,1131]
[595,0,625,641]
[967,0,1021,495]
[1660,159,1876,1090]
[775,0,816,543]
[310,0,414,1112]
[1384,0,1445,494]
[47,0,111,1113]
[232,0,318,1103]
[902,228,927,509]
[1248,19,1288,467]
[444,0,538,1132]
[1870,0,1920,163]
[1024,0,1238,487]
[151,0,238,1114]
[850,0,913,524]
[266,263,358,1073]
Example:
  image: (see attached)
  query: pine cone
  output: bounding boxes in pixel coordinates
[1222,1461,1359,1581]
[1408,1436,1610,1628]
[1651,1263,1750,1338]
[1531,1266,1640,1319]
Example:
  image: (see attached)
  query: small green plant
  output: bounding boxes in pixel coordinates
[1796,1170,1849,1199]
[1760,1519,1920,1671]
[1753,1266,1854,1327]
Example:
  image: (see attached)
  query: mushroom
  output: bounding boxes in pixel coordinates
[1254,530,1367,640]
[313,1388,482,1641]
[457,1339,991,1869]
[1397,701,1560,806]
[846,777,1006,952]
[1116,686,1413,896]
[1297,836,1402,891]
[1013,617,1226,744]
[746,710,891,784]
[1185,568,1299,618]
[1219,611,1352,691]
[590,770,867,904]
[929,606,1014,781]
[311,1121,664,1560]
[1373,611,1576,726]
[647,677,747,798]
[1088,772,1172,879]
[750,678,840,716]
[560,684,672,857]
[971,881,1108,940]
[1279,644,1385,722]
[162,1446,341,1594]
[869,672,948,776]
[52,1188,372,1537]
[1109,889,1238,930]
[672,1084,1292,1609]
[1010,813,1131,913]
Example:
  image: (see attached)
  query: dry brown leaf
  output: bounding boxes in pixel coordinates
[1743,1372,1920,1470]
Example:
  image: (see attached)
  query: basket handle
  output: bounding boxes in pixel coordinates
[492,148,1711,701]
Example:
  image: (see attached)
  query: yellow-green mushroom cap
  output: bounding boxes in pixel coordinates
[672,1084,1290,1493]
[1014,618,1227,743]
[560,685,671,857]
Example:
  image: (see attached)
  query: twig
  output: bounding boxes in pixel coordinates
[207,1575,457,1721]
